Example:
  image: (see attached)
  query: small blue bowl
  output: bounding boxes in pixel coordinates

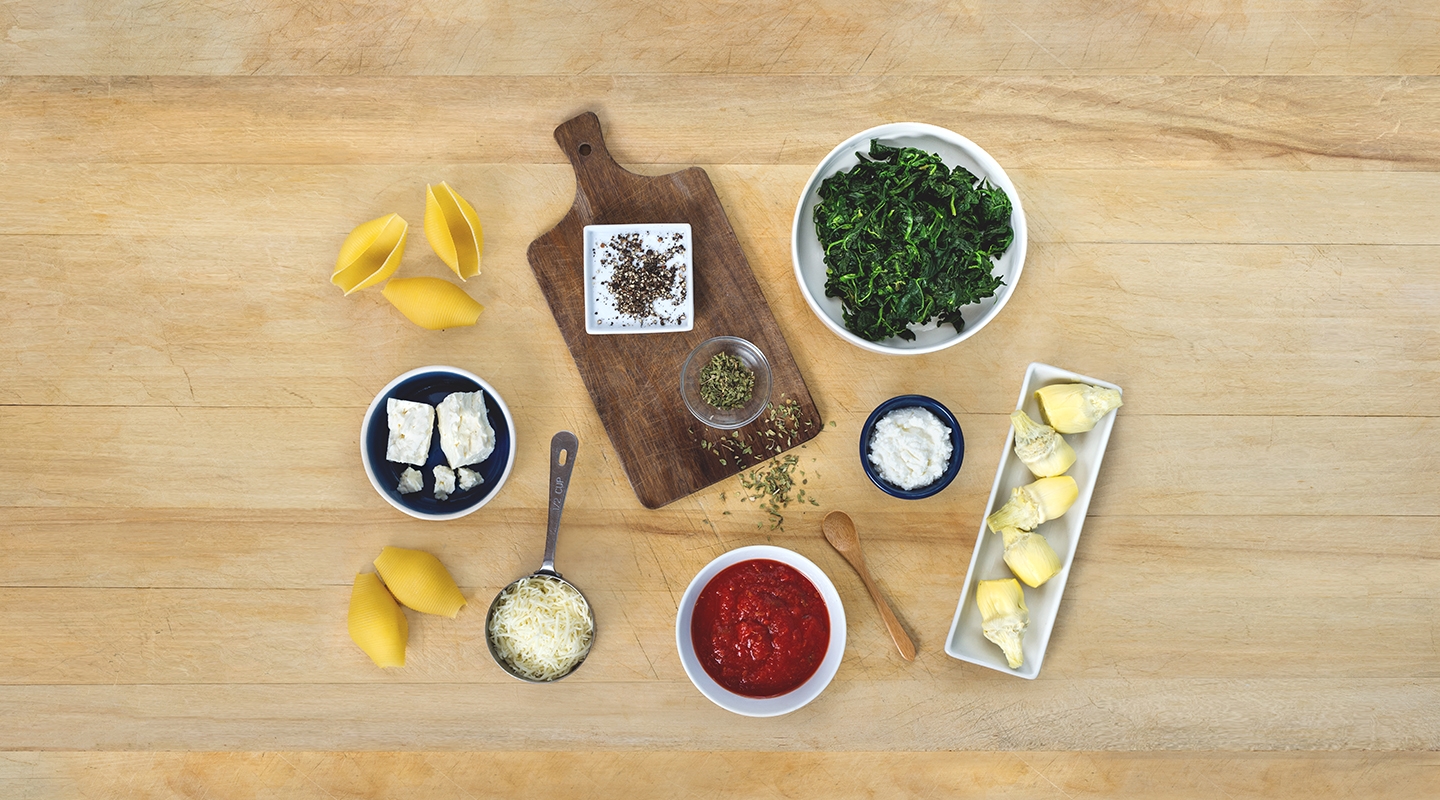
[360,366,516,520]
[859,394,964,500]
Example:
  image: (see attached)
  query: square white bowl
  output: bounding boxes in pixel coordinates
[944,362,1123,678]
[583,223,694,334]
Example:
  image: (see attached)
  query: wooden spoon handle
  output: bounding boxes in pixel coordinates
[854,561,917,661]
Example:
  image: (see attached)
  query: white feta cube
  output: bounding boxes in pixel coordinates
[457,466,482,491]
[433,465,456,500]
[436,391,495,469]
[396,467,423,495]
[385,398,434,466]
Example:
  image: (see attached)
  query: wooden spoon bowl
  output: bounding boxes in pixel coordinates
[822,511,917,661]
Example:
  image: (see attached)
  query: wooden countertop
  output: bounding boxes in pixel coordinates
[3,2,1437,797]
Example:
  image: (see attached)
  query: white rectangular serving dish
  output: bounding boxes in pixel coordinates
[944,362,1123,679]
[583,223,694,334]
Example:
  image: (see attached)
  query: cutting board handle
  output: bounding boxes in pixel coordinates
[554,112,630,203]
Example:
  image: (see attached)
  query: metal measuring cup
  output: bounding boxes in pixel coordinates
[484,431,596,682]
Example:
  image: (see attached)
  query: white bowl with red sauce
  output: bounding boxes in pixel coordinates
[676,545,846,717]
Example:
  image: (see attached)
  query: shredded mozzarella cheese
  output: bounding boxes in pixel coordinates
[488,576,594,681]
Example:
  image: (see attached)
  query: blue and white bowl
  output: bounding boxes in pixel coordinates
[859,394,964,500]
[360,366,516,520]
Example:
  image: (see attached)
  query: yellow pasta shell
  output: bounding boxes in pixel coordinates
[347,572,408,669]
[424,182,483,281]
[332,213,408,296]
[373,546,468,618]
[381,277,485,330]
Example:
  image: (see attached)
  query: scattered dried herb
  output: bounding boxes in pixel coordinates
[814,140,1014,342]
[739,454,803,530]
[694,396,817,470]
[698,352,755,410]
[695,396,830,531]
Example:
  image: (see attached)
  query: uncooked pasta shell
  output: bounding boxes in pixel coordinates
[373,546,468,618]
[347,572,408,668]
[332,213,408,296]
[424,182,483,281]
[381,277,485,330]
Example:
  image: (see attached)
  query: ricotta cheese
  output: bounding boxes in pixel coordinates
[487,576,594,682]
[436,391,496,469]
[457,466,482,491]
[396,467,423,495]
[433,465,455,500]
[385,398,435,466]
[868,406,953,490]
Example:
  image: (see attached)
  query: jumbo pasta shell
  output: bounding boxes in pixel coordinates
[332,213,408,295]
[347,572,408,668]
[424,182,483,281]
[373,546,468,618]
[381,277,485,330]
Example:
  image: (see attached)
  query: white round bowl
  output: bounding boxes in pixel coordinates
[791,122,1027,355]
[360,366,517,521]
[676,545,846,717]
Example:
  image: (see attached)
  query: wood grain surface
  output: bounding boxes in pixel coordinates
[2,1,1438,798]
[527,112,820,508]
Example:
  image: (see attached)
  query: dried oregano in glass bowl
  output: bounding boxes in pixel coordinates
[680,336,772,429]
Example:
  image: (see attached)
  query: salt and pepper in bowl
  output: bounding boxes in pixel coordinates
[583,223,694,334]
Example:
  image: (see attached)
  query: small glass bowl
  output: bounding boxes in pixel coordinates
[680,336,773,429]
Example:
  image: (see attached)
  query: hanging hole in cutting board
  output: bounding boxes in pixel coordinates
[578,143,592,156]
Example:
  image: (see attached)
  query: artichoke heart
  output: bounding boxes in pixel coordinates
[986,476,1078,533]
[1010,409,1075,478]
[373,546,468,618]
[977,578,1029,669]
[1034,382,1123,434]
[348,572,408,668]
[999,526,1062,588]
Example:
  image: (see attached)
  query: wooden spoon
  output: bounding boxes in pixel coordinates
[822,511,917,661]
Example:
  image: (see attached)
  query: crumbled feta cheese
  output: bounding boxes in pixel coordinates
[436,391,495,469]
[396,467,423,495]
[385,398,434,466]
[433,465,456,500]
[457,466,483,491]
[868,407,953,490]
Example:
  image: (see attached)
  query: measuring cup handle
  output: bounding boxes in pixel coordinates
[541,431,579,573]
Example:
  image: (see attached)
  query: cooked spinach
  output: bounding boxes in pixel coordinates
[814,140,1013,342]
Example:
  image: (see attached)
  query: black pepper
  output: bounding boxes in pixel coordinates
[595,232,687,325]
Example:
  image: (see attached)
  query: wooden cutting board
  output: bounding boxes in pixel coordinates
[527,112,820,509]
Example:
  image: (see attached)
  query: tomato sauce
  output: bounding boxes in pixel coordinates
[690,559,830,697]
